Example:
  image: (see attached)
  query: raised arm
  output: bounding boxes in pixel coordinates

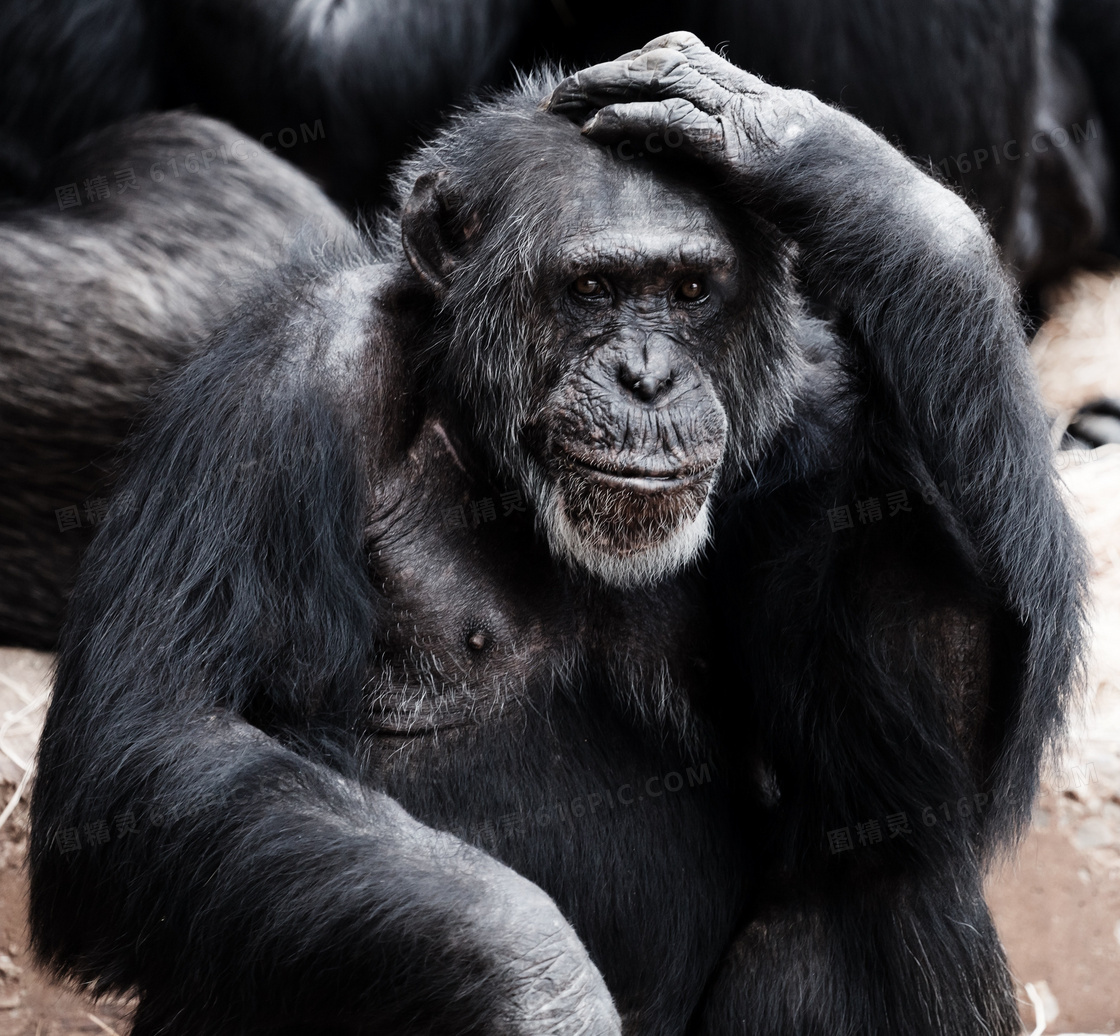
[548,34,1086,1036]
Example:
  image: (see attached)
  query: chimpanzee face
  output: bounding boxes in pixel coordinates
[401,115,795,587]
[526,165,744,584]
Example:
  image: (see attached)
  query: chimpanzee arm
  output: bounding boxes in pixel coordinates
[29,265,619,1036]
[546,34,1086,1035]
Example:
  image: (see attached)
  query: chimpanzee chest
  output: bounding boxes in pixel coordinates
[363,423,716,737]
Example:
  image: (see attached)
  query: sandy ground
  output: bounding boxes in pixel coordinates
[0,270,1119,1034]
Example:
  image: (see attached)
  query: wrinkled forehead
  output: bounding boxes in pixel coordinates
[540,143,735,265]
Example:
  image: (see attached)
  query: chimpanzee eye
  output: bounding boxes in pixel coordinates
[676,277,708,302]
[572,274,608,298]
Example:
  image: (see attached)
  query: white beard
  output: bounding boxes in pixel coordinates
[535,480,713,586]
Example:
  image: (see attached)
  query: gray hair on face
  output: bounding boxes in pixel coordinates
[529,473,713,586]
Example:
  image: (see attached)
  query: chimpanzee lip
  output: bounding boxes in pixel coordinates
[561,451,706,489]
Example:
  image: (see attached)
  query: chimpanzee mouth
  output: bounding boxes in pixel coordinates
[562,452,708,491]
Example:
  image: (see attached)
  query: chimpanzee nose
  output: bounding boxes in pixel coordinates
[618,344,674,403]
[625,371,668,402]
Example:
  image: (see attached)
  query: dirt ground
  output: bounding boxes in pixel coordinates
[1,271,1119,1034]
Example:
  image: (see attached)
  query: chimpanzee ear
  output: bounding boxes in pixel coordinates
[401,170,481,295]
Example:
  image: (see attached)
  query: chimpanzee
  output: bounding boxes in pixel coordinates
[29,34,1085,1036]
[0,111,352,646]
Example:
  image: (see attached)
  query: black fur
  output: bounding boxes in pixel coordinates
[1057,0,1120,257]
[29,48,1086,1035]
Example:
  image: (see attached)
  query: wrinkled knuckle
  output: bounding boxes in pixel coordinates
[631,50,684,75]
[665,97,695,119]
[515,964,618,1036]
[663,30,702,47]
[503,922,617,1035]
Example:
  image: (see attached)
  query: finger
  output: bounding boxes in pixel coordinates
[579,99,725,159]
[634,31,705,55]
[546,57,668,115]
[547,53,692,114]
[547,51,731,117]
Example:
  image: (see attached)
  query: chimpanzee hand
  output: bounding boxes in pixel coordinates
[461,853,623,1036]
[545,31,826,182]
